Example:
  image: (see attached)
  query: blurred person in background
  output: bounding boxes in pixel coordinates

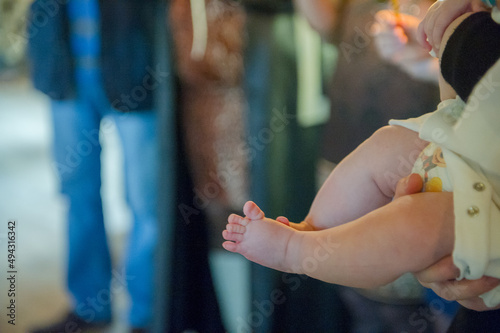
[169,0,249,250]
[27,1,159,332]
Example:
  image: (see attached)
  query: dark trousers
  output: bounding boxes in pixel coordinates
[447,307,500,333]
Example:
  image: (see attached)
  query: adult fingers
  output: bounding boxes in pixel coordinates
[393,173,423,199]
[416,16,432,51]
[422,277,500,302]
[458,297,500,311]
[415,256,460,283]
[420,1,442,51]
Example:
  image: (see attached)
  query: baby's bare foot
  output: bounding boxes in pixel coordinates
[222,201,265,253]
[222,201,295,272]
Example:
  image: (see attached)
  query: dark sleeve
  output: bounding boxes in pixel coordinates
[441,11,500,101]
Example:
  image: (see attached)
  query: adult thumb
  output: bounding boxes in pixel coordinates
[394,173,423,199]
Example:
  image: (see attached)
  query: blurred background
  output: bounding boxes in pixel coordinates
[0,70,134,332]
[0,0,138,328]
[0,0,455,332]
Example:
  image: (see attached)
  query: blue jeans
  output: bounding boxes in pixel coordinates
[50,86,158,328]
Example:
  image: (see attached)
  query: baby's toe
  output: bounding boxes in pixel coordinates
[222,241,239,253]
[243,201,265,220]
[226,223,246,234]
[228,213,249,226]
[222,230,244,243]
[276,216,290,226]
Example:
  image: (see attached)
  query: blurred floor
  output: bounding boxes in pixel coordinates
[0,75,250,333]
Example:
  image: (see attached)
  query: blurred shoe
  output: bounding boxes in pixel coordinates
[31,311,111,333]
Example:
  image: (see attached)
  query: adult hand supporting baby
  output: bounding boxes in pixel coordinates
[394,174,500,311]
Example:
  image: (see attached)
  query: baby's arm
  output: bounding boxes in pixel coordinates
[296,125,428,231]
[223,196,454,289]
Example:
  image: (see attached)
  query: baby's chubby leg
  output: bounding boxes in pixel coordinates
[222,201,297,273]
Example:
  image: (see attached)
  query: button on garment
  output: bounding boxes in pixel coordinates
[467,205,480,217]
[474,182,486,191]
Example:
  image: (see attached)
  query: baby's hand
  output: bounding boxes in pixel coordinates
[416,0,488,54]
